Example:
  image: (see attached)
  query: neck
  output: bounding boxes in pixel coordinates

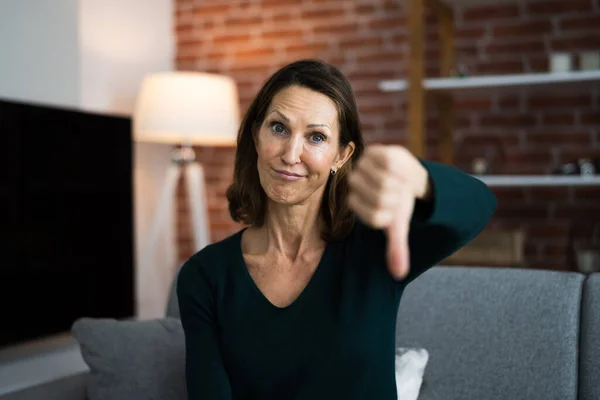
[261,196,324,260]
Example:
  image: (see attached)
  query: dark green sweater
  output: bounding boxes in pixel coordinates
[177,160,497,400]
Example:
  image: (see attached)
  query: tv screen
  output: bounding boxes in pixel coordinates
[0,98,135,348]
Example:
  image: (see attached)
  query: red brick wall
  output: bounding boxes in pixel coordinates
[438,0,600,271]
[174,0,600,272]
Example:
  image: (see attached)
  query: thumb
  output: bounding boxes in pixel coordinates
[385,192,414,280]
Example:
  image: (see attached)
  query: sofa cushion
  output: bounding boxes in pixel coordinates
[396,266,584,400]
[71,316,429,399]
[71,317,186,400]
[580,273,600,400]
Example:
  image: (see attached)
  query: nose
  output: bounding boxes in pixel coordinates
[281,134,303,165]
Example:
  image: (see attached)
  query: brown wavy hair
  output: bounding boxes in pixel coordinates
[226,59,365,242]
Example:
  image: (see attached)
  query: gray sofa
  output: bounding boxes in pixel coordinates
[4,266,599,400]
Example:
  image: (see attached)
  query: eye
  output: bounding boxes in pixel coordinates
[309,132,326,144]
[269,121,286,135]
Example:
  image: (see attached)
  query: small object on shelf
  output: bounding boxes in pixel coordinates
[579,158,597,177]
[580,51,600,71]
[455,62,469,78]
[575,246,600,273]
[471,157,488,175]
[550,52,573,73]
[553,161,580,175]
[442,228,524,267]
[553,158,600,177]
[573,224,600,274]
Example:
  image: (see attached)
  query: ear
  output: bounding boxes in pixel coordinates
[334,141,355,171]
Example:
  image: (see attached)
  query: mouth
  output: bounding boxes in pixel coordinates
[273,168,304,180]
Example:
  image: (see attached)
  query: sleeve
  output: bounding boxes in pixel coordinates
[176,258,233,400]
[401,159,498,284]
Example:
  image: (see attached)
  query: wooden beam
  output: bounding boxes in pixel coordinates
[425,0,452,20]
[437,3,455,164]
[408,0,425,158]
[436,93,454,165]
[438,5,455,78]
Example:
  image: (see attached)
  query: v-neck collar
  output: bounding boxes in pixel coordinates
[235,227,332,311]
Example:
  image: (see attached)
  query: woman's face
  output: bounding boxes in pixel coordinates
[255,85,354,207]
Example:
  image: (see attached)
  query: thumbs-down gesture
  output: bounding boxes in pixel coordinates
[348,145,431,280]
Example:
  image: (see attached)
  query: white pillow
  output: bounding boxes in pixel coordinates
[395,347,429,400]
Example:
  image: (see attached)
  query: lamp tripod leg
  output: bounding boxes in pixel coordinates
[139,162,182,316]
[184,162,210,252]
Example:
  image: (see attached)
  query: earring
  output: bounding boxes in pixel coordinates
[330,168,337,176]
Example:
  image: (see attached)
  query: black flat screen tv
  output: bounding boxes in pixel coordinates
[0,98,135,348]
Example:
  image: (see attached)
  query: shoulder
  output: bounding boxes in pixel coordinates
[196,230,242,264]
[177,228,245,293]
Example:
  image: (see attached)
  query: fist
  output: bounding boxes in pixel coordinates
[347,145,429,280]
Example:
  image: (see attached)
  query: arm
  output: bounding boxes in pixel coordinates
[176,259,233,400]
[348,145,497,282]
[404,159,497,283]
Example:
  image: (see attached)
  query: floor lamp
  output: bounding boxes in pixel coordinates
[133,71,240,294]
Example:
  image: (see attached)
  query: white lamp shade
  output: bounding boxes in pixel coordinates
[133,71,240,146]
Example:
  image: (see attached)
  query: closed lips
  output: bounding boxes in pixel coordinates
[275,169,303,177]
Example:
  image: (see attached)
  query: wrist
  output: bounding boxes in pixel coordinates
[414,162,432,201]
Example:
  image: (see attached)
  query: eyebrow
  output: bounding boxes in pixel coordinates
[269,110,331,130]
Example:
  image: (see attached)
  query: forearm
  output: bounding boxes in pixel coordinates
[405,159,497,282]
[412,158,433,203]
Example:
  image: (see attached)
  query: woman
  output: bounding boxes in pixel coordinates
[177,59,497,399]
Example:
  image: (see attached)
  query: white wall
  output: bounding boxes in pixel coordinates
[0,0,80,108]
[0,0,176,320]
[0,1,176,394]
[78,0,174,116]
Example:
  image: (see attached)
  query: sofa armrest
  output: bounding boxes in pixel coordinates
[0,332,89,400]
[1,371,88,400]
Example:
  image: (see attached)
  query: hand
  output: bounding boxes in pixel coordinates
[347,145,430,280]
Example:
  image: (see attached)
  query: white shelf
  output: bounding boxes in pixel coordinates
[473,175,600,187]
[379,70,600,93]
[424,0,519,4]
